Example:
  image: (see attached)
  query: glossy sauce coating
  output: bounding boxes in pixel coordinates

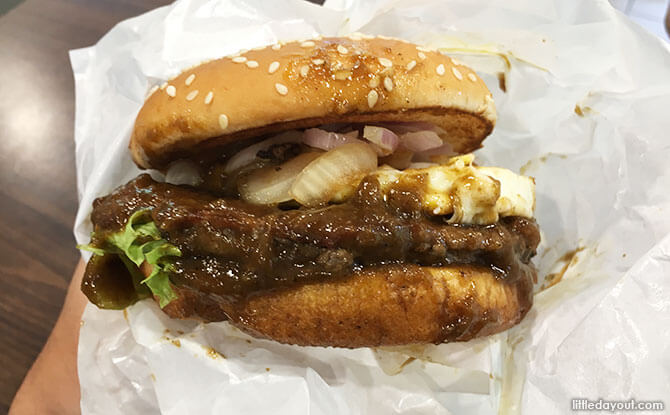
[84,174,539,307]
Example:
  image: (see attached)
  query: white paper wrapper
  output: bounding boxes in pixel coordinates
[72,0,670,413]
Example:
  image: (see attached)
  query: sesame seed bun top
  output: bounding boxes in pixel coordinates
[130,35,497,169]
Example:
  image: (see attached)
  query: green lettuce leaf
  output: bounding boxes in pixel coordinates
[78,209,181,308]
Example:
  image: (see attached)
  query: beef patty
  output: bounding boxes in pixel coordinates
[83,174,539,310]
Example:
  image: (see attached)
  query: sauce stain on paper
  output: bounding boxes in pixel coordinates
[399,357,416,371]
[497,72,507,92]
[540,246,585,291]
[574,104,594,117]
[204,346,226,360]
[519,153,568,175]
[161,336,181,348]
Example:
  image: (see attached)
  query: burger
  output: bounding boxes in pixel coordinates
[79,35,539,348]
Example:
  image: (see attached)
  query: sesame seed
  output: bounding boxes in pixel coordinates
[406,60,416,71]
[312,59,324,65]
[218,114,229,130]
[301,40,315,48]
[337,45,348,55]
[378,57,392,67]
[186,90,198,101]
[185,74,195,86]
[436,64,445,76]
[268,61,280,74]
[467,73,477,82]
[418,52,426,60]
[416,46,431,52]
[147,85,159,96]
[246,60,259,68]
[166,85,176,97]
[367,89,379,108]
[334,70,351,80]
[300,65,309,77]
[251,45,265,51]
[451,57,464,66]
[272,44,281,50]
[368,77,380,88]
[204,91,213,104]
[452,66,463,80]
[275,83,288,95]
[160,82,168,90]
[383,76,393,92]
[232,56,247,63]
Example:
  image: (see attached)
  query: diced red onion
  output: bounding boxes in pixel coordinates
[362,126,399,156]
[303,128,360,151]
[399,130,444,152]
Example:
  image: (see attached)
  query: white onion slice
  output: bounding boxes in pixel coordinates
[303,128,360,150]
[290,142,378,207]
[399,130,443,152]
[238,152,321,205]
[224,130,303,174]
[362,126,399,156]
[165,160,202,186]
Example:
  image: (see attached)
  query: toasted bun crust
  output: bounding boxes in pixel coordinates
[131,36,496,169]
[162,263,533,348]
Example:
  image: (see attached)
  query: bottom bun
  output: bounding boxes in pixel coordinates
[161,263,534,348]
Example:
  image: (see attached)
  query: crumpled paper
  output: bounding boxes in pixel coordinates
[71,0,670,413]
